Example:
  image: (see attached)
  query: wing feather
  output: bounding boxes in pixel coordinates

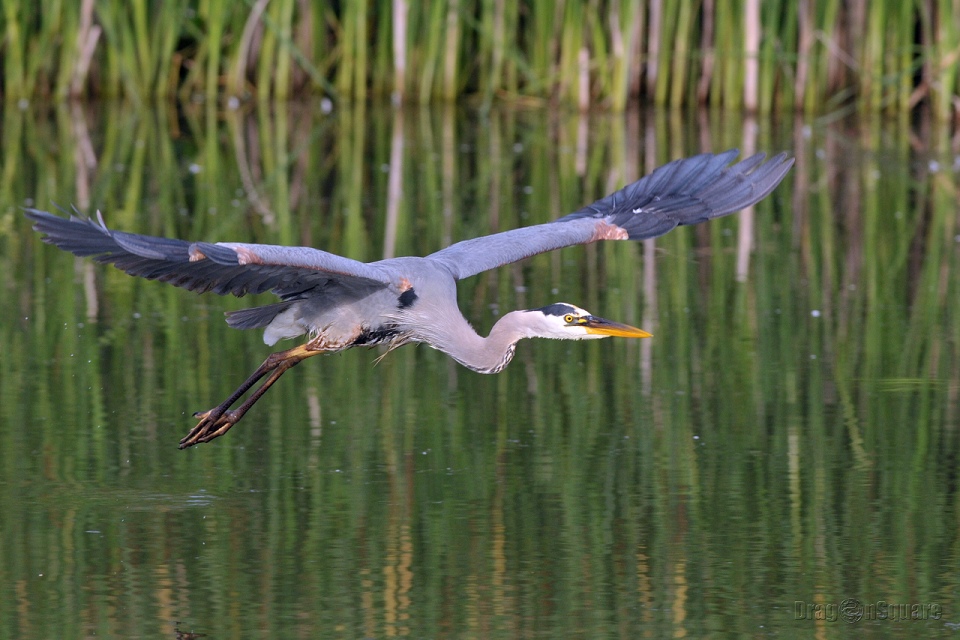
[427,150,793,280]
[26,209,399,298]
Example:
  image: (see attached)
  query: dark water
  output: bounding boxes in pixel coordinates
[1,102,958,638]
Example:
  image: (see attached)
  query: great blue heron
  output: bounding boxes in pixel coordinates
[27,149,793,448]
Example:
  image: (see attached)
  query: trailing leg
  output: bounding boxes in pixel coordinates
[178,342,323,448]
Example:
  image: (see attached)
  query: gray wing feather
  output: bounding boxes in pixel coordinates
[26,208,398,298]
[427,150,793,280]
[425,219,602,280]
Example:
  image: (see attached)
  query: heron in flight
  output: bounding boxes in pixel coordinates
[27,149,792,448]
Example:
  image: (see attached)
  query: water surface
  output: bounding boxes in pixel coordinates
[1,103,958,638]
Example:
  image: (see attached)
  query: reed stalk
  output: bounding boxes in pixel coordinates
[255,3,279,102]
[891,0,914,115]
[202,0,228,103]
[743,0,759,111]
[2,0,26,100]
[860,0,884,114]
[804,0,841,113]
[758,0,786,113]
[273,0,296,99]
[441,0,461,101]
[652,0,678,106]
[715,0,743,110]
[931,0,960,121]
[0,1,957,115]
[418,0,445,104]
[393,0,408,102]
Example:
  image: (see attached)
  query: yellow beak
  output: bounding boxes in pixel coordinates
[582,316,652,338]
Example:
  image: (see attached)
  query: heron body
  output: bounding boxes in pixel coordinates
[27,149,793,448]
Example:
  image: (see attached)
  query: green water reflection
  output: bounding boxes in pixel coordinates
[1,102,958,638]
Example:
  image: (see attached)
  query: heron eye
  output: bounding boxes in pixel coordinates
[563,314,575,324]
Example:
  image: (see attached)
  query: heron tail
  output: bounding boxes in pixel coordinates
[225,301,296,330]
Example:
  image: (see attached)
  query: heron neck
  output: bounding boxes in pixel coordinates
[440,310,528,374]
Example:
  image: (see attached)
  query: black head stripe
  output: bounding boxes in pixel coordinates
[534,303,577,317]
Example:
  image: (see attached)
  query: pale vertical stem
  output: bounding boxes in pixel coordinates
[70,0,101,98]
[608,0,631,110]
[672,560,689,637]
[442,0,460,101]
[227,108,275,223]
[743,0,760,112]
[70,102,97,209]
[383,108,405,259]
[293,0,313,89]
[230,0,270,98]
[697,0,714,104]
[628,0,645,99]
[354,0,369,102]
[641,237,656,395]
[578,46,590,111]
[440,104,456,248]
[70,101,99,321]
[735,117,758,282]
[641,119,658,395]
[82,261,98,322]
[575,108,588,176]
[478,113,502,313]
[491,0,506,99]
[790,113,807,246]
[646,0,661,97]
[786,421,803,567]
[392,0,408,103]
[609,0,623,104]
[696,107,711,150]
[795,0,812,107]
[623,111,645,388]
[307,388,321,436]
[668,0,692,107]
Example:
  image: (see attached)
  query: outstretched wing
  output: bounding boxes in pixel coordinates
[426,149,794,280]
[26,208,401,299]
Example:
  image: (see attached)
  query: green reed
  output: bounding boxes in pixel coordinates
[1,1,959,116]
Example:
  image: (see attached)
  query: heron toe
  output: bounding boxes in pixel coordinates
[179,408,235,448]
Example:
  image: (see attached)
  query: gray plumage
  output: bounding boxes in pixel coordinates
[26,149,793,447]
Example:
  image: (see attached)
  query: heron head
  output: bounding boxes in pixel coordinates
[525,303,652,340]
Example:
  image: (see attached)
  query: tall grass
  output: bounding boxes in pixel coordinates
[1,1,958,116]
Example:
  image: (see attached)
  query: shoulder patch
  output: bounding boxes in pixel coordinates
[398,288,418,309]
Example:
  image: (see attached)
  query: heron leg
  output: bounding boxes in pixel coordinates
[178,342,322,448]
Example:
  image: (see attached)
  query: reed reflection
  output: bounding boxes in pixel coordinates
[1,101,958,638]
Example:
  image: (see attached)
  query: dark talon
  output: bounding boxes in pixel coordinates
[179,407,234,448]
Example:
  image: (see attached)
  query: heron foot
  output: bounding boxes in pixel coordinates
[178,407,240,448]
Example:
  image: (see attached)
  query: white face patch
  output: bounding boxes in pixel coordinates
[527,302,650,341]
[528,303,604,340]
